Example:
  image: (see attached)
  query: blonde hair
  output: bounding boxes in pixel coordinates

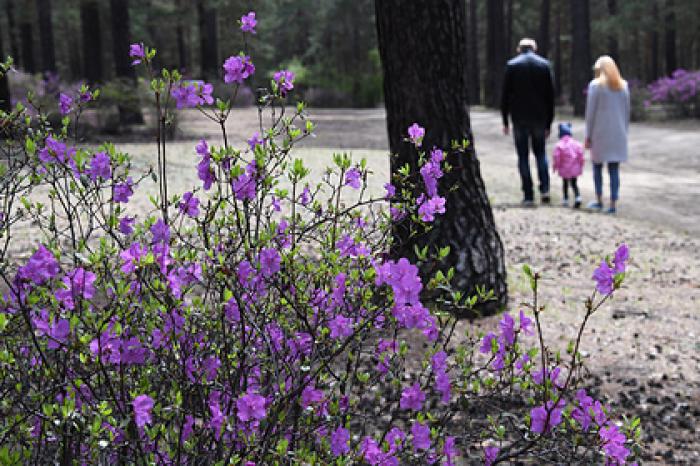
[593,56,626,91]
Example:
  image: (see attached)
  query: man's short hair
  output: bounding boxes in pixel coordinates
[517,38,538,53]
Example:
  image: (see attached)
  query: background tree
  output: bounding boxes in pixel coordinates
[375,0,508,314]
[197,0,219,79]
[570,0,591,116]
[538,0,550,58]
[0,33,10,112]
[466,0,481,105]
[664,0,677,74]
[109,0,143,125]
[36,0,56,75]
[485,0,506,108]
[606,0,618,62]
[20,21,36,75]
[80,0,103,84]
[5,0,21,68]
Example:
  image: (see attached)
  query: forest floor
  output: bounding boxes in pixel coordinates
[12,107,699,463]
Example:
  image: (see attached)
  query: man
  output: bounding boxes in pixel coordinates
[501,38,555,206]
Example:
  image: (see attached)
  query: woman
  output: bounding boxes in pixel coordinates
[584,55,630,214]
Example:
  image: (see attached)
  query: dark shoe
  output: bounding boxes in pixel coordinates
[541,193,551,204]
[521,199,535,207]
[605,207,617,215]
[574,196,582,209]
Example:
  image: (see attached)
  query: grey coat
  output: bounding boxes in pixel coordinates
[584,80,630,163]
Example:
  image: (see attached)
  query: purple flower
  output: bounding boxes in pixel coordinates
[299,185,311,205]
[247,132,263,150]
[258,247,281,277]
[301,385,324,408]
[499,312,516,345]
[420,160,443,197]
[273,70,295,96]
[386,427,406,453]
[418,196,446,222]
[19,245,60,285]
[240,11,257,33]
[384,182,396,199]
[330,426,350,456]
[329,314,354,339]
[592,260,614,295]
[119,216,135,235]
[129,43,146,65]
[430,148,444,163]
[600,424,630,464]
[32,310,70,349]
[436,371,451,404]
[400,382,425,411]
[484,446,499,466]
[223,55,255,84]
[411,421,431,451]
[132,394,154,428]
[171,80,214,108]
[55,268,96,309]
[519,309,533,335]
[179,192,200,217]
[59,93,73,115]
[345,167,362,189]
[236,393,266,422]
[120,242,147,274]
[613,243,629,274]
[87,151,112,181]
[113,177,134,203]
[443,437,459,465]
[150,218,170,244]
[233,173,256,201]
[407,123,425,146]
[479,332,497,354]
[530,399,565,434]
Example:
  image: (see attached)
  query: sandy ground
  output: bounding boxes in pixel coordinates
[8,107,700,463]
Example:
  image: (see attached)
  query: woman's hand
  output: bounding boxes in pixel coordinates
[585,138,592,149]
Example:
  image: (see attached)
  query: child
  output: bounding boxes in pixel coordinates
[552,122,585,208]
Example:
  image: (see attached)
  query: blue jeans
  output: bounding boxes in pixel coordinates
[513,125,549,201]
[593,162,620,201]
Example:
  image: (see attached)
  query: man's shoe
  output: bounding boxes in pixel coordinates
[587,201,603,211]
[605,207,617,215]
[521,199,535,207]
[573,197,582,209]
[541,194,551,204]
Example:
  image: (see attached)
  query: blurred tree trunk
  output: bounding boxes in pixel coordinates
[20,22,36,74]
[606,0,618,62]
[649,2,660,81]
[664,0,677,74]
[375,0,508,315]
[539,0,550,57]
[570,0,591,116]
[81,0,103,84]
[554,3,562,98]
[36,0,56,74]
[109,0,143,125]
[467,0,481,105]
[176,0,189,71]
[505,0,513,56]
[197,0,219,79]
[6,1,20,67]
[0,33,11,112]
[485,0,506,108]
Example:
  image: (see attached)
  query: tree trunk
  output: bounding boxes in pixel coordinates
[485,0,506,108]
[81,0,103,84]
[606,0,618,62]
[664,0,677,75]
[505,0,514,57]
[6,1,21,67]
[36,0,56,74]
[20,22,36,74]
[197,0,219,79]
[109,0,143,125]
[467,0,481,105]
[538,0,550,58]
[570,0,591,116]
[0,33,11,112]
[649,2,660,81]
[375,0,508,315]
[554,3,562,98]
[176,0,189,72]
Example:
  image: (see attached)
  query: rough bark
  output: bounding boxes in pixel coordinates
[664,0,677,75]
[375,0,508,315]
[80,0,103,84]
[649,2,660,81]
[570,0,591,116]
[467,0,481,105]
[539,0,550,58]
[36,0,56,73]
[20,22,36,74]
[197,0,219,79]
[505,0,514,57]
[6,1,20,67]
[176,0,189,71]
[554,3,562,98]
[485,0,506,108]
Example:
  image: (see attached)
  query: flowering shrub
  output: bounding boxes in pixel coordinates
[646,69,700,118]
[0,14,642,465]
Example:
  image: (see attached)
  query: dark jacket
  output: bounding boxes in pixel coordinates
[501,51,555,130]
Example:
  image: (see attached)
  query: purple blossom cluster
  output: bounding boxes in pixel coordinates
[646,69,700,105]
[171,80,214,109]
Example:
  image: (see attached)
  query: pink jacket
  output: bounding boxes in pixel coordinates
[553,136,584,179]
